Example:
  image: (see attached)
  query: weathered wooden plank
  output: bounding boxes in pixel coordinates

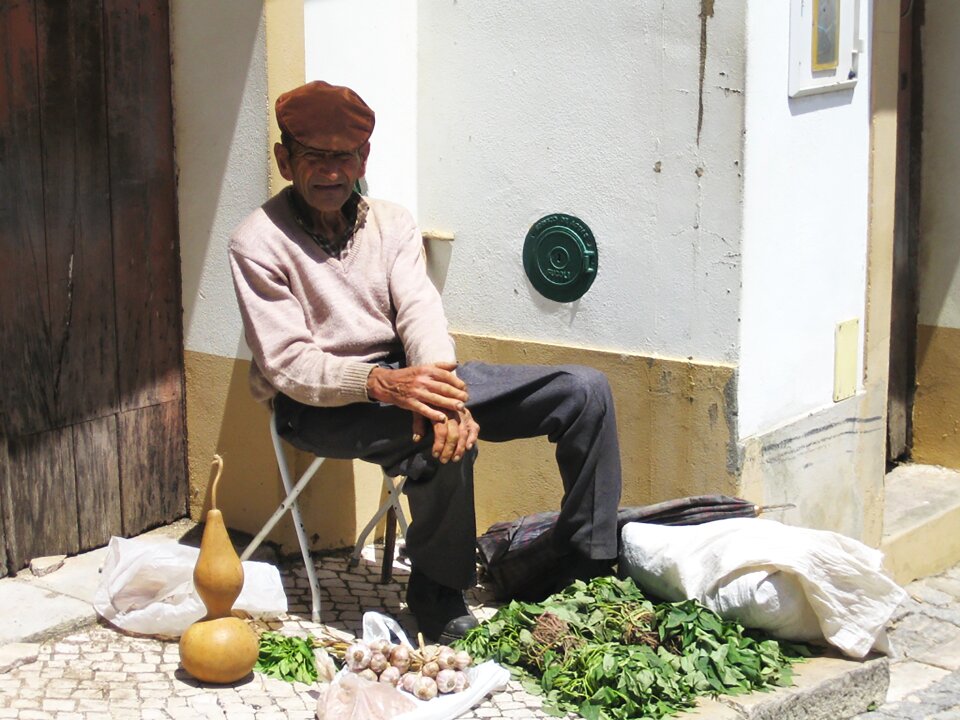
[0,515,7,577]
[36,0,119,427]
[74,415,122,550]
[118,401,187,536]
[104,0,184,412]
[0,439,10,577]
[0,0,57,437]
[2,429,80,571]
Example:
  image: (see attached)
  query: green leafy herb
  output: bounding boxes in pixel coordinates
[456,576,810,720]
[254,631,322,684]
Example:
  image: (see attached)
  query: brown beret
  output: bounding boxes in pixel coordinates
[275,81,375,151]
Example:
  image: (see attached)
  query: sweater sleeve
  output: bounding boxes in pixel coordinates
[387,210,457,366]
[229,248,374,407]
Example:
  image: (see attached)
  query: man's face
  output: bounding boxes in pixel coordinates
[275,140,369,214]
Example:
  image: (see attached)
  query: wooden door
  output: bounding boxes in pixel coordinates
[0,0,186,577]
[887,0,924,463]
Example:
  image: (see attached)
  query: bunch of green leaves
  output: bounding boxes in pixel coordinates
[254,631,323,683]
[456,576,810,720]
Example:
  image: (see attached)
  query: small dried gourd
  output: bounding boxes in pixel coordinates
[179,455,259,684]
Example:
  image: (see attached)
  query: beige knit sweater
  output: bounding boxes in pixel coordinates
[229,192,456,407]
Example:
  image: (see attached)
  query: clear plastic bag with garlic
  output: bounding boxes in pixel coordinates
[341,637,473,700]
[317,612,510,720]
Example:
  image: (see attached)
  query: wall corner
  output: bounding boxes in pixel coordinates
[264,0,305,195]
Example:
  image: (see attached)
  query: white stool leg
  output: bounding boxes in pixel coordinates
[387,474,409,536]
[242,414,324,623]
[350,471,408,568]
[287,482,322,623]
[240,455,324,561]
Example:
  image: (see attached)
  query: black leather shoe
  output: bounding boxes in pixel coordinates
[405,569,478,644]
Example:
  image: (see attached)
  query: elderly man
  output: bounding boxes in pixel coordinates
[230,81,622,643]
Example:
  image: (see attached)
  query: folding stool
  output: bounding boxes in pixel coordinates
[239,409,408,622]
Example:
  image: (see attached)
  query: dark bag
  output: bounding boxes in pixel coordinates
[476,495,761,601]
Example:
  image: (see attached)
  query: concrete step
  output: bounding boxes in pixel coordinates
[882,463,960,585]
[0,519,199,645]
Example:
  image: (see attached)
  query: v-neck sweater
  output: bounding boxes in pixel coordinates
[229,192,457,407]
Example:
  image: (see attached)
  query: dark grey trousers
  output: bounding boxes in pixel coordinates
[273,362,622,589]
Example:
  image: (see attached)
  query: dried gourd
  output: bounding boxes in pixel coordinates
[179,455,258,684]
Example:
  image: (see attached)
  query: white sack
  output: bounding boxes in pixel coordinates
[620,518,907,658]
[318,612,510,720]
[94,536,287,638]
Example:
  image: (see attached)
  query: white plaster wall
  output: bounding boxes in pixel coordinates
[172,0,269,360]
[737,0,872,440]
[919,0,960,330]
[304,0,418,216]
[417,2,746,359]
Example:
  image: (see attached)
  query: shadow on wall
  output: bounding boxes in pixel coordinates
[173,0,267,344]
[188,352,364,556]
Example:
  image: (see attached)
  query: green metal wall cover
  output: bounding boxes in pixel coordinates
[522,213,598,303]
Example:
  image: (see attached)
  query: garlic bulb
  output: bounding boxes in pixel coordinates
[453,650,472,671]
[389,644,411,673]
[344,642,371,672]
[368,651,389,674]
[401,671,418,694]
[378,666,401,686]
[435,668,457,694]
[437,647,457,670]
[413,675,439,700]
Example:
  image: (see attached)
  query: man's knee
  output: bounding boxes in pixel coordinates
[559,365,614,409]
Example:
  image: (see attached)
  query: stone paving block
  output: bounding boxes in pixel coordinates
[889,611,960,659]
[29,555,66,577]
[887,660,953,703]
[41,698,75,712]
[105,710,139,720]
[912,635,960,672]
[909,584,957,607]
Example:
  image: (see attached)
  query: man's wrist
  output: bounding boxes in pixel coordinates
[365,366,381,402]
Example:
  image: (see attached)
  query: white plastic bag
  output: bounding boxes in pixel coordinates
[93,536,287,638]
[620,518,907,658]
[318,612,510,720]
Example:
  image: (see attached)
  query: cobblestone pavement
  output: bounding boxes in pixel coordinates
[853,563,960,720]
[0,548,567,719]
[2,544,959,719]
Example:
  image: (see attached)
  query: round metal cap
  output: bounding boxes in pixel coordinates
[522,213,598,303]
